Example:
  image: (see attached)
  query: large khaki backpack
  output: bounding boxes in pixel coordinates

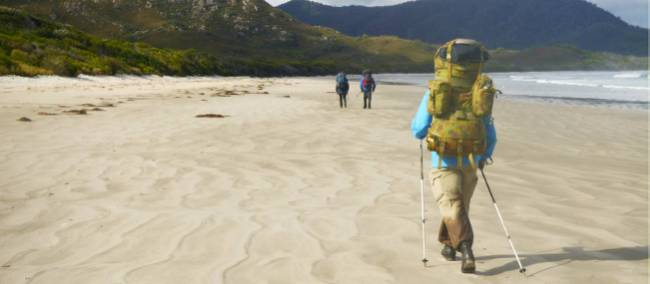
[426,39,497,169]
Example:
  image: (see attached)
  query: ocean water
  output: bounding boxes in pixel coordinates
[370,71,649,108]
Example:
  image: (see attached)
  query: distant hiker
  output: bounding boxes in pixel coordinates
[336,72,350,108]
[360,70,376,109]
[411,39,497,274]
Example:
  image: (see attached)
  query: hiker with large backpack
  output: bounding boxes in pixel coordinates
[360,70,376,109]
[335,72,350,108]
[411,39,497,274]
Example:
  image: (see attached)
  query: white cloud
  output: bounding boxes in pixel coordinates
[266,0,648,28]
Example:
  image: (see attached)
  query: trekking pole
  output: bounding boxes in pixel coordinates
[419,140,429,266]
[479,168,526,274]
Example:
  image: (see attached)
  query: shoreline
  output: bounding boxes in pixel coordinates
[2,74,647,111]
[498,94,649,110]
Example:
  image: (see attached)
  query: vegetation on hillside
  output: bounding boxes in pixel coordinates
[0,0,440,75]
[0,3,442,76]
[0,3,646,77]
[0,6,226,76]
[0,6,346,76]
[489,46,648,72]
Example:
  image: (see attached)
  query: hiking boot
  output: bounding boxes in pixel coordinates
[459,241,475,273]
[441,245,456,261]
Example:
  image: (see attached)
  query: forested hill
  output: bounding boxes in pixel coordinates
[0,1,646,77]
[0,6,230,77]
[279,0,649,56]
[0,0,443,74]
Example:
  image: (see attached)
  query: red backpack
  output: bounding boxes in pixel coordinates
[363,76,374,91]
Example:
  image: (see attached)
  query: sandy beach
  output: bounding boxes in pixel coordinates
[0,76,647,283]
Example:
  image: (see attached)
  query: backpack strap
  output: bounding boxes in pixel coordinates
[475,48,484,84]
[438,142,445,169]
[447,41,454,82]
[468,152,476,170]
[456,139,463,170]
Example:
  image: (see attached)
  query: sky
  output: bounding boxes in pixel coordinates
[266,0,649,28]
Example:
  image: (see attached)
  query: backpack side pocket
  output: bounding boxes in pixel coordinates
[472,75,496,117]
[428,80,452,118]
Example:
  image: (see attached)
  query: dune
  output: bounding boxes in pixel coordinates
[0,76,646,284]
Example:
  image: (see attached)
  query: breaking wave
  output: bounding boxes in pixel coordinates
[508,74,649,91]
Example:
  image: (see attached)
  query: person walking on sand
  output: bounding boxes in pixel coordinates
[336,72,350,108]
[411,38,497,274]
[360,70,376,109]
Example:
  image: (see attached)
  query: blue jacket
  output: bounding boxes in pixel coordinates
[411,91,497,168]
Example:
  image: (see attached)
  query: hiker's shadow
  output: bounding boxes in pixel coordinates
[475,246,648,276]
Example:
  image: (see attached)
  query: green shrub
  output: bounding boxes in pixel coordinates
[9,48,38,64]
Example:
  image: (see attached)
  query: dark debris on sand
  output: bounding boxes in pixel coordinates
[196,114,229,118]
[64,109,88,115]
[17,117,32,122]
[81,102,114,108]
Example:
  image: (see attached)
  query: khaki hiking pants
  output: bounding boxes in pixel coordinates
[430,167,478,250]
